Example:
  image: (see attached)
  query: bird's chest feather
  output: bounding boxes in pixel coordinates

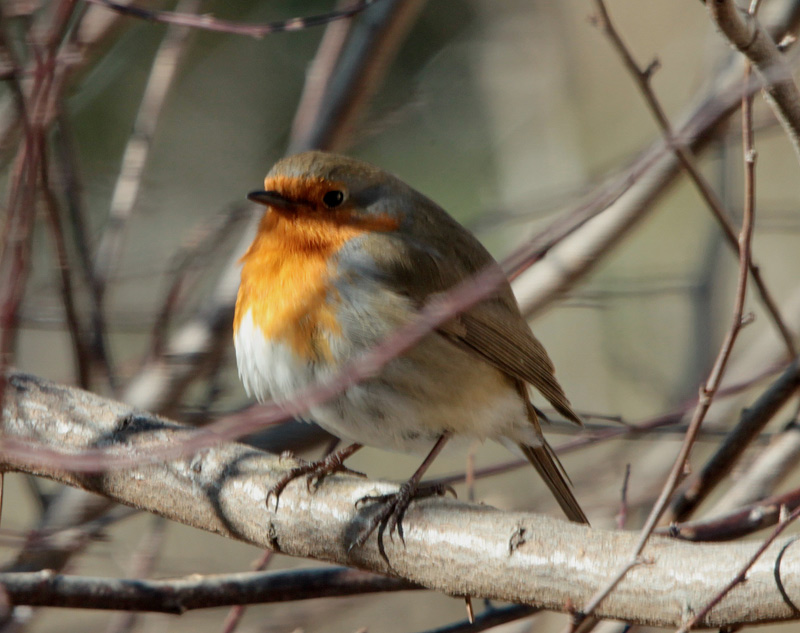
[232,212,528,451]
[233,211,369,401]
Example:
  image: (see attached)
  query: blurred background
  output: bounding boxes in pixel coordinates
[3,0,800,631]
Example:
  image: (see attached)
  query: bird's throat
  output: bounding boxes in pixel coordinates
[233,210,361,362]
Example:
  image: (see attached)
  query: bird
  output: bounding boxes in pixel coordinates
[233,150,587,550]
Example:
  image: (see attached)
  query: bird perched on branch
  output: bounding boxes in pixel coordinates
[234,151,587,551]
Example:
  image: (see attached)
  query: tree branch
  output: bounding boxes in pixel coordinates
[669,359,800,522]
[707,0,800,162]
[82,0,378,39]
[0,567,416,612]
[3,370,800,628]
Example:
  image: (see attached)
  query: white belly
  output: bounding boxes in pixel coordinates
[234,308,536,454]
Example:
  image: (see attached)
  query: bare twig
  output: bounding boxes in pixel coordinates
[634,6,759,552]
[675,505,800,633]
[52,117,118,392]
[103,515,167,633]
[616,464,632,530]
[289,0,359,150]
[7,505,140,573]
[220,550,275,633]
[1,263,509,472]
[668,359,800,522]
[92,0,199,300]
[664,484,800,542]
[39,138,92,388]
[288,0,427,152]
[586,0,758,556]
[511,67,749,317]
[0,566,417,612]
[707,413,800,515]
[667,22,797,525]
[415,605,537,633]
[0,0,79,439]
[83,0,378,39]
[707,0,800,163]
[563,4,769,624]
[149,202,251,358]
[591,0,795,359]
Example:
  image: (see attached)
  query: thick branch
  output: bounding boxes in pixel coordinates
[2,371,800,628]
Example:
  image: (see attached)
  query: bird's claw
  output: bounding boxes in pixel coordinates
[352,482,455,561]
[306,462,366,491]
[266,453,366,510]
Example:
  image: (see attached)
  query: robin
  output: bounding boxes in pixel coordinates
[234,151,588,549]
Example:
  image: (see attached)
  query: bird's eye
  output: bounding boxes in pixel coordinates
[322,190,345,208]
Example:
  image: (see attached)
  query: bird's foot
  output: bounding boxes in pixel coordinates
[352,481,456,561]
[266,448,366,509]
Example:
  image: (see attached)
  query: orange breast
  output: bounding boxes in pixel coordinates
[234,210,367,362]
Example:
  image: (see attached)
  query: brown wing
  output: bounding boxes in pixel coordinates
[439,300,582,426]
[364,196,581,426]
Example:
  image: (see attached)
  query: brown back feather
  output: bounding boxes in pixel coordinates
[365,193,581,426]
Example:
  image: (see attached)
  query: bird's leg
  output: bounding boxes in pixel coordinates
[353,434,454,560]
[267,442,364,508]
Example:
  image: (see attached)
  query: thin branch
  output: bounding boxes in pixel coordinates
[220,550,275,633]
[92,0,199,300]
[0,566,417,612]
[416,605,537,633]
[616,464,632,530]
[1,263,509,472]
[668,358,800,522]
[567,3,767,623]
[82,0,378,39]
[289,0,358,151]
[634,9,759,555]
[667,22,775,526]
[664,484,800,542]
[52,117,118,393]
[103,515,167,633]
[706,413,800,515]
[0,0,79,438]
[288,0,428,152]
[676,505,800,633]
[39,136,92,389]
[6,504,140,573]
[591,0,796,359]
[511,64,748,317]
[149,202,250,358]
[707,0,800,163]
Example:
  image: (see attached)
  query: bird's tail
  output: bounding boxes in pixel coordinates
[518,441,589,525]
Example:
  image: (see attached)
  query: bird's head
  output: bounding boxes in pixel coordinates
[247,151,409,236]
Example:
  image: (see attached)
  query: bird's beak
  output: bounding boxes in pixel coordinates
[247,190,295,210]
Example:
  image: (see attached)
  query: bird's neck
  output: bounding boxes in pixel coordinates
[253,209,364,252]
[233,210,363,361]
[234,209,401,359]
